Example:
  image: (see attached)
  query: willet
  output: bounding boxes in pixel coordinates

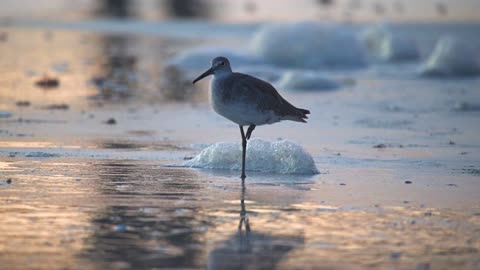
[193,56,310,179]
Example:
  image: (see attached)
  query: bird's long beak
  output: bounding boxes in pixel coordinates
[192,67,214,84]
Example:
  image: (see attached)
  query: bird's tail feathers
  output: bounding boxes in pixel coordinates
[283,107,310,123]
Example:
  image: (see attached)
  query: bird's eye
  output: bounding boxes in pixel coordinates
[220,61,225,66]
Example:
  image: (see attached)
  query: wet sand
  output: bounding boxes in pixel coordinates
[1,22,480,270]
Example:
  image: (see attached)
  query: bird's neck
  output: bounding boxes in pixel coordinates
[213,70,232,79]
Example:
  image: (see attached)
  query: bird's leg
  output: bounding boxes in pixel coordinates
[240,125,247,179]
[246,124,256,140]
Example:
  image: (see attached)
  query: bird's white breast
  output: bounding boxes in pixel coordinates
[210,75,279,126]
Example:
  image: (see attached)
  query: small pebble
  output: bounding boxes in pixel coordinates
[373,143,387,149]
[390,252,402,259]
[446,183,458,187]
[16,101,31,107]
[105,118,117,125]
[449,140,455,145]
[183,156,193,160]
[6,178,12,184]
[114,224,127,232]
[405,180,412,184]
[339,183,346,186]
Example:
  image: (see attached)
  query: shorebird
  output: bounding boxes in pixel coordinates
[193,56,310,179]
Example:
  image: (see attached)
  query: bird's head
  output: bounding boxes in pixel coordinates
[192,56,231,84]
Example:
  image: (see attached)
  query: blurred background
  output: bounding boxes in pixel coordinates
[1,1,480,270]
[1,0,479,107]
[1,0,480,22]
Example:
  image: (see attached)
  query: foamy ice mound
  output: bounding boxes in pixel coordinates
[250,22,367,69]
[277,71,340,91]
[165,47,262,73]
[420,36,480,77]
[360,25,419,62]
[184,139,319,175]
[237,65,284,83]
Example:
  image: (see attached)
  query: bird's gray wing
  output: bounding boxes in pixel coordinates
[229,73,302,117]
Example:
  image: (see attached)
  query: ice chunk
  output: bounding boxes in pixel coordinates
[420,37,480,77]
[184,138,319,175]
[360,25,419,62]
[250,22,367,69]
[166,47,262,73]
[277,71,340,91]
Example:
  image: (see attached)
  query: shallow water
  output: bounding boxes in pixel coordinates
[1,159,480,270]
[1,6,480,270]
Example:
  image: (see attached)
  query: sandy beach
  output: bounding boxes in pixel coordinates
[1,1,480,269]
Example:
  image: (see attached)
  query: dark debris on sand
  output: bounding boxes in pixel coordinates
[15,101,31,107]
[373,143,406,149]
[43,104,69,110]
[105,118,117,125]
[373,143,387,149]
[35,76,60,89]
[461,168,480,176]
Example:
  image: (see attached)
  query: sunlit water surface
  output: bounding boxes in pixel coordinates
[1,160,479,270]
[1,6,480,270]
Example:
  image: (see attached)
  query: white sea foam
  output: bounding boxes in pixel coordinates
[360,25,419,62]
[250,22,367,69]
[420,36,480,77]
[277,71,340,91]
[184,138,319,175]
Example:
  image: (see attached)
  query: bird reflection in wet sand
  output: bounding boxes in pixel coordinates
[193,57,310,179]
[237,179,251,252]
[207,180,303,269]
